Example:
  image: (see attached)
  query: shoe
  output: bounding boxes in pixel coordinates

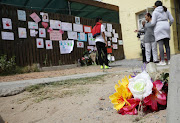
[157,61,166,66]
[154,61,159,63]
[168,60,170,65]
[146,61,150,64]
[100,65,104,69]
[105,65,112,69]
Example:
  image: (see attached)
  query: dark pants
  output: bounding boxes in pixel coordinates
[141,44,146,63]
[141,43,153,63]
[158,38,170,61]
[96,42,108,66]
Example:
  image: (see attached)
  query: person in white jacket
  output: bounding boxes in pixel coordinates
[151,1,174,65]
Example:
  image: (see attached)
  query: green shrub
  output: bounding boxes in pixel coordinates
[0,55,16,74]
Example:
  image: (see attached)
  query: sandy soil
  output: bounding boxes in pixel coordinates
[0,73,166,123]
[0,65,127,82]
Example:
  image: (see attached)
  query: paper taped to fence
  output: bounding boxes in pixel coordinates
[118,40,123,45]
[59,40,74,54]
[75,16,80,24]
[18,27,27,38]
[107,23,112,32]
[30,12,41,23]
[73,24,83,32]
[78,33,87,42]
[105,31,112,37]
[88,33,95,45]
[108,41,111,46]
[30,30,38,37]
[46,40,53,49]
[77,42,84,48]
[2,18,12,30]
[40,12,49,22]
[84,25,92,33]
[36,38,44,48]
[28,21,38,29]
[39,28,46,38]
[61,22,72,31]
[1,31,14,40]
[50,30,62,41]
[114,33,119,38]
[50,20,61,29]
[68,31,77,40]
[112,37,117,43]
[113,44,118,49]
[17,10,26,21]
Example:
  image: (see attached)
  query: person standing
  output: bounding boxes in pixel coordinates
[135,21,146,63]
[92,17,111,69]
[151,1,174,65]
[144,13,158,63]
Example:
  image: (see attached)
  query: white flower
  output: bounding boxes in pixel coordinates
[128,71,153,100]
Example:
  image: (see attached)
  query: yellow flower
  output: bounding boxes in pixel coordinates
[109,76,132,111]
[115,76,132,99]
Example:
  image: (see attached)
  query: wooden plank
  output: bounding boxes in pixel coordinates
[68,0,119,12]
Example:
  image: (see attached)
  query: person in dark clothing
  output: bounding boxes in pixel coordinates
[93,17,111,69]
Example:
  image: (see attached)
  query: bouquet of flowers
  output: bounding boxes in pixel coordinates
[109,68,169,115]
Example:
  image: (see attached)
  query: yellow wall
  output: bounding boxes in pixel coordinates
[102,0,179,59]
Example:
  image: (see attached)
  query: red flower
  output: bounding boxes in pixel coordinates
[81,57,85,60]
[143,80,166,111]
[118,98,140,115]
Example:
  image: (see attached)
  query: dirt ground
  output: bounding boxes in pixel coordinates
[0,73,166,123]
[0,65,127,82]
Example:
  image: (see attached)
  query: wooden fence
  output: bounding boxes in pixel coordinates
[0,4,124,67]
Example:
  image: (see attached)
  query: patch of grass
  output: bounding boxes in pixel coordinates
[26,75,105,92]
[24,75,105,103]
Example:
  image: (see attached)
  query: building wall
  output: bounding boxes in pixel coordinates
[102,0,179,59]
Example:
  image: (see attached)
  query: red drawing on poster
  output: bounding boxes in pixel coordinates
[38,41,42,45]
[41,22,48,28]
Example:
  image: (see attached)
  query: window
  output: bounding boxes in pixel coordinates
[137,9,154,29]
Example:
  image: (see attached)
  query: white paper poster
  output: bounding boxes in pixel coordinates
[108,41,111,46]
[68,31,77,40]
[2,18,12,30]
[61,22,72,31]
[36,38,44,48]
[105,31,112,37]
[112,29,115,34]
[50,20,61,29]
[112,37,118,43]
[28,22,38,29]
[39,28,46,38]
[107,23,112,32]
[88,33,95,45]
[75,16,80,24]
[30,30,38,37]
[77,42,84,48]
[113,44,118,49]
[118,40,123,45]
[46,40,53,49]
[59,40,74,54]
[114,33,119,38]
[17,10,26,21]
[18,27,27,38]
[1,31,14,40]
[40,12,49,22]
[73,24,83,32]
[84,26,92,33]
